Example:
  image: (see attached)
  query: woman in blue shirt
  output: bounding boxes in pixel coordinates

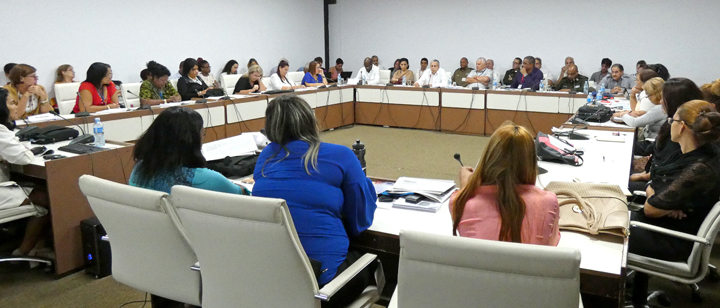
[130,106,249,195]
[301,61,328,87]
[253,95,376,307]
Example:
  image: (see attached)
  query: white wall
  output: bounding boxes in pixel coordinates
[329,0,720,85]
[1,0,323,95]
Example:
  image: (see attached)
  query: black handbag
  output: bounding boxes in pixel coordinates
[576,105,613,122]
[536,132,584,166]
[206,154,259,177]
[28,125,79,144]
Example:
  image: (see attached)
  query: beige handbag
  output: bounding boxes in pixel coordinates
[545,181,629,237]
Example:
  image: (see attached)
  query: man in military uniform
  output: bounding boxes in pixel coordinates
[503,57,522,85]
[554,65,593,92]
[599,64,633,94]
[451,57,472,87]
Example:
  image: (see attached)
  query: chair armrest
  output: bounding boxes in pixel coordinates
[315,253,377,301]
[190,262,200,272]
[630,221,710,245]
[632,191,647,197]
[1,181,18,187]
[100,235,109,242]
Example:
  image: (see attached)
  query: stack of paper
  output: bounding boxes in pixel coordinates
[26,113,67,123]
[388,177,457,213]
[158,101,195,108]
[201,134,258,161]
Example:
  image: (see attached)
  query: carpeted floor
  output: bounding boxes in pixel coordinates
[1,125,719,307]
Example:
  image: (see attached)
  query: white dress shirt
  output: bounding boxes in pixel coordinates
[466,69,494,90]
[355,65,381,85]
[199,74,216,87]
[267,73,297,91]
[170,71,182,80]
[1,125,34,209]
[416,68,429,81]
[635,91,655,112]
[415,68,448,87]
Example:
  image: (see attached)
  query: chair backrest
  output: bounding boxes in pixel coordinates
[170,185,319,308]
[261,77,271,88]
[54,82,81,114]
[444,71,452,81]
[221,74,242,95]
[687,201,720,275]
[287,71,304,84]
[170,78,178,91]
[120,82,142,108]
[398,230,581,308]
[78,175,201,306]
[379,70,391,84]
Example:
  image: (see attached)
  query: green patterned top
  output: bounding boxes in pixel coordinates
[139,79,178,100]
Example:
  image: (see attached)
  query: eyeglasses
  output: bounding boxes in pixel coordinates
[666,117,682,125]
[25,74,38,79]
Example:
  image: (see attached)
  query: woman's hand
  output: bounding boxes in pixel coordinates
[630,172,650,182]
[667,210,687,220]
[459,166,474,189]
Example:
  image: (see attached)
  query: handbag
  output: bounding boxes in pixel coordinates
[536,132,584,166]
[544,181,629,237]
[576,105,614,122]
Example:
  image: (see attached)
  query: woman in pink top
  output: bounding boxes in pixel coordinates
[450,122,560,245]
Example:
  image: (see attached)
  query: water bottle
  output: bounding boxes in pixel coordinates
[93,118,105,147]
[583,81,589,95]
[362,73,367,85]
[493,76,498,90]
[448,78,452,88]
[352,139,366,175]
[596,85,604,102]
[587,93,593,104]
[539,79,545,92]
[402,76,406,86]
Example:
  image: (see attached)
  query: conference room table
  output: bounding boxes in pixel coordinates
[353,129,635,308]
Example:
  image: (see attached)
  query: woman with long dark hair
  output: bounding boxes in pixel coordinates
[73,62,120,113]
[451,121,560,245]
[252,95,376,308]
[267,60,304,91]
[130,106,249,195]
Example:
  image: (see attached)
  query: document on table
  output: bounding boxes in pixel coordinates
[25,113,73,123]
[158,101,196,108]
[201,134,259,161]
[93,108,131,115]
[207,94,256,100]
[390,177,457,203]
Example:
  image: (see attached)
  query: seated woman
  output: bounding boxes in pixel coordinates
[450,121,560,245]
[0,88,52,261]
[701,79,720,110]
[176,58,211,101]
[629,100,720,307]
[238,58,258,75]
[233,65,266,94]
[220,60,238,76]
[390,58,415,85]
[252,95,376,308]
[629,70,660,113]
[50,64,75,110]
[389,59,400,77]
[73,63,120,113]
[615,77,666,139]
[2,64,53,119]
[327,58,344,82]
[301,61,328,87]
[130,106,249,195]
[138,61,181,106]
[267,60,305,91]
[197,58,219,88]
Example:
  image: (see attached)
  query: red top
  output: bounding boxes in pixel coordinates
[450,185,561,246]
[73,81,117,113]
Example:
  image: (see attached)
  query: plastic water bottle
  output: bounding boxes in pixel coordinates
[448,78,452,88]
[539,79,545,92]
[583,81,589,95]
[493,76,498,90]
[587,93,593,104]
[93,118,105,147]
[596,85,604,102]
[402,76,406,86]
[362,73,367,85]
[352,139,366,175]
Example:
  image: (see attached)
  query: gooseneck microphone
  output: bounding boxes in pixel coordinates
[75,91,90,117]
[453,153,464,166]
[126,90,152,110]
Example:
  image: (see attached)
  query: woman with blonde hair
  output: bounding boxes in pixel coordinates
[450,121,560,245]
[233,64,266,94]
[616,77,667,139]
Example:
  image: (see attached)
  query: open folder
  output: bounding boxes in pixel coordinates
[387,177,457,213]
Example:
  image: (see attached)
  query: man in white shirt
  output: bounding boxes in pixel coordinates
[486,59,500,87]
[416,58,429,81]
[371,55,386,70]
[535,57,554,85]
[414,59,447,87]
[170,61,183,80]
[465,58,493,90]
[355,58,380,85]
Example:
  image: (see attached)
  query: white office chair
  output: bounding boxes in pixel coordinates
[288,71,305,85]
[444,71,452,82]
[379,70,391,84]
[221,74,242,95]
[169,185,382,308]
[54,82,81,114]
[392,230,582,308]
[120,82,141,108]
[78,175,201,306]
[0,182,53,267]
[261,77,271,89]
[627,201,720,304]
[169,79,178,91]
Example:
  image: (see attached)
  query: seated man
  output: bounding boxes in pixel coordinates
[553,65,593,92]
[416,58,429,81]
[355,57,380,85]
[414,59,447,88]
[487,59,500,85]
[371,55,385,70]
[555,56,575,84]
[599,64,633,94]
[502,58,522,86]
[510,56,543,90]
[590,58,612,84]
[451,57,472,87]
[465,58,493,90]
[534,57,554,85]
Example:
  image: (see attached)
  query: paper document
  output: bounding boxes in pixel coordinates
[158,101,195,108]
[390,177,457,203]
[93,108,130,115]
[26,113,74,123]
[392,198,444,213]
[201,134,259,161]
